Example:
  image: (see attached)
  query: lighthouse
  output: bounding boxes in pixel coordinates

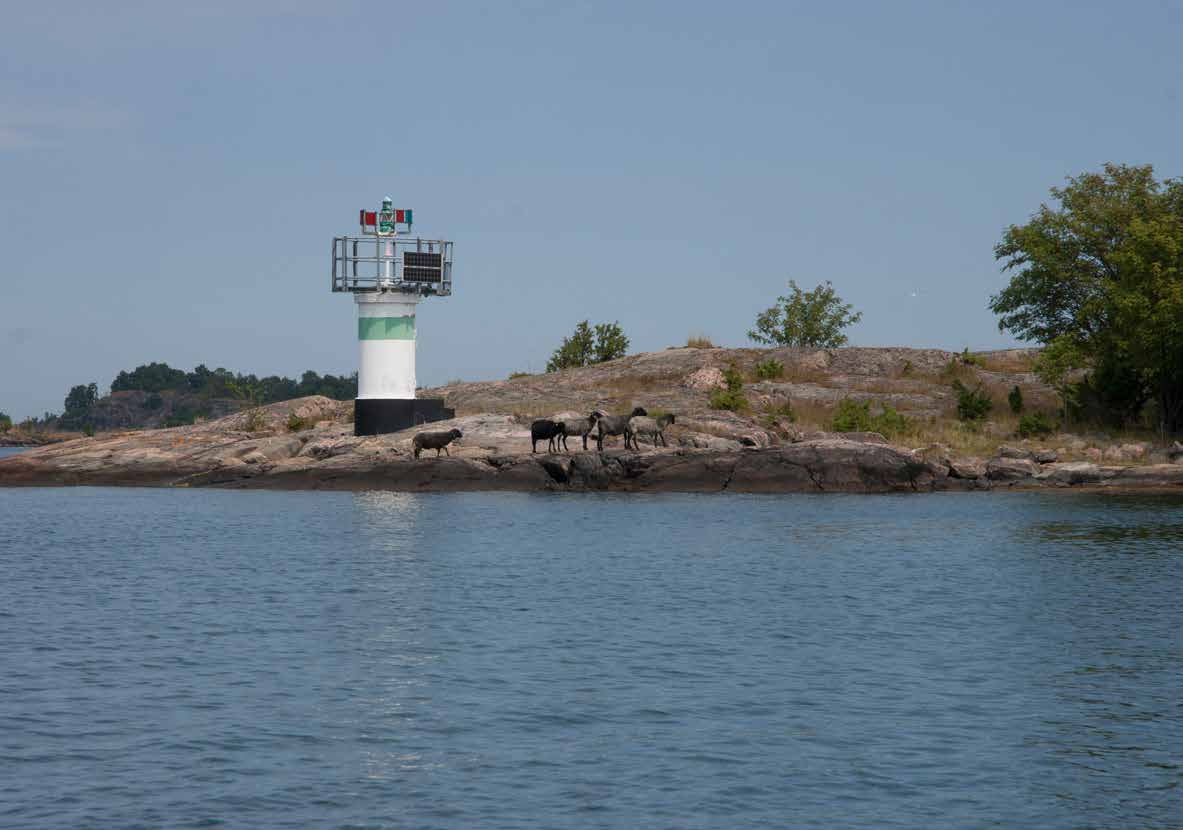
[331,198,455,436]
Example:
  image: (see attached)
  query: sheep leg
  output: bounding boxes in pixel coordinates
[443,446,450,456]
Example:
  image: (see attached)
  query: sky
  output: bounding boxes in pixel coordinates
[2,0,1181,419]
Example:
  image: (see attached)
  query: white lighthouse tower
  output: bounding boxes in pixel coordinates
[332,198,455,435]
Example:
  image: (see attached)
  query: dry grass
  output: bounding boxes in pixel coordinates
[773,366,833,385]
[686,335,716,349]
[976,351,1038,374]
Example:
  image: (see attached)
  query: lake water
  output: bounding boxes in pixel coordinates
[1,488,1180,829]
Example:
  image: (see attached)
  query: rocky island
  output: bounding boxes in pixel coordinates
[4,346,1183,493]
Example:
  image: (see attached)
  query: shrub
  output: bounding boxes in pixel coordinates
[901,360,913,377]
[831,399,913,438]
[1008,385,1024,415]
[286,413,312,432]
[709,363,749,411]
[243,408,266,433]
[832,399,873,432]
[82,423,95,437]
[761,399,796,425]
[508,371,530,379]
[0,412,11,433]
[959,348,985,367]
[144,393,164,411]
[1017,412,1055,438]
[952,379,993,422]
[754,358,785,381]
[686,335,715,349]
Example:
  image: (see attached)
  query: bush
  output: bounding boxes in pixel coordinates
[952,379,993,422]
[901,360,913,377]
[508,371,530,379]
[286,413,312,432]
[754,358,785,381]
[1008,385,1024,415]
[709,363,749,411]
[243,408,266,432]
[144,393,164,411]
[163,409,197,428]
[686,335,715,349]
[959,348,985,367]
[831,399,913,438]
[761,399,795,425]
[82,423,95,437]
[0,412,11,433]
[1017,412,1055,438]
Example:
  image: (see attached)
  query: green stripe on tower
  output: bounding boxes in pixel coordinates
[358,316,416,340]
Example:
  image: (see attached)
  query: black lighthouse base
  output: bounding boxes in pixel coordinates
[354,398,455,437]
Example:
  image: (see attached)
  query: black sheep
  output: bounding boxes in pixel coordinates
[413,428,463,459]
[530,419,565,453]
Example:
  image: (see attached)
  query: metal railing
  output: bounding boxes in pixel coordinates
[331,236,453,295]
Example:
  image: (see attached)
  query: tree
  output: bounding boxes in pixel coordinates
[0,411,11,433]
[547,321,630,372]
[748,280,863,348]
[592,322,630,363]
[64,383,98,415]
[991,163,1183,432]
[1032,337,1084,423]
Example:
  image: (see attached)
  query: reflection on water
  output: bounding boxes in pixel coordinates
[0,488,1180,829]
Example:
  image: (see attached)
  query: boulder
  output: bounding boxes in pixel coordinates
[677,432,743,451]
[1107,464,1183,488]
[1168,441,1183,463]
[997,445,1035,460]
[682,367,726,392]
[1035,462,1108,486]
[801,431,888,445]
[987,457,1040,481]
[1033,449,1059,464]
[948,457,987,479]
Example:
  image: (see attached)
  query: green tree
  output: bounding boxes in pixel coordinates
[547,321,630,371]
[1032,337,1084,423]
[592,322,630,363]
[991,163,1183,432]
[748,280,863,348]
[0,411,11,433]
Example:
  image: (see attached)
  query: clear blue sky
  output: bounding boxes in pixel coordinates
[3,1,1181,419]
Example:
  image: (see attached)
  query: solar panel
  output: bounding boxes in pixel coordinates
[403,251,443,282]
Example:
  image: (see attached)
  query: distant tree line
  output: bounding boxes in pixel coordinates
[39,362,358,432]
[108,362,357,403]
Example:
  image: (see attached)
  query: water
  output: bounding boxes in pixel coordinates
[0,447,27,458]
[1,489,1180,829]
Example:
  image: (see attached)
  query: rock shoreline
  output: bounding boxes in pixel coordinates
[3,405,1182,494]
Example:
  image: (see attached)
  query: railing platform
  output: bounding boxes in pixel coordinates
[332,236,453,295]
